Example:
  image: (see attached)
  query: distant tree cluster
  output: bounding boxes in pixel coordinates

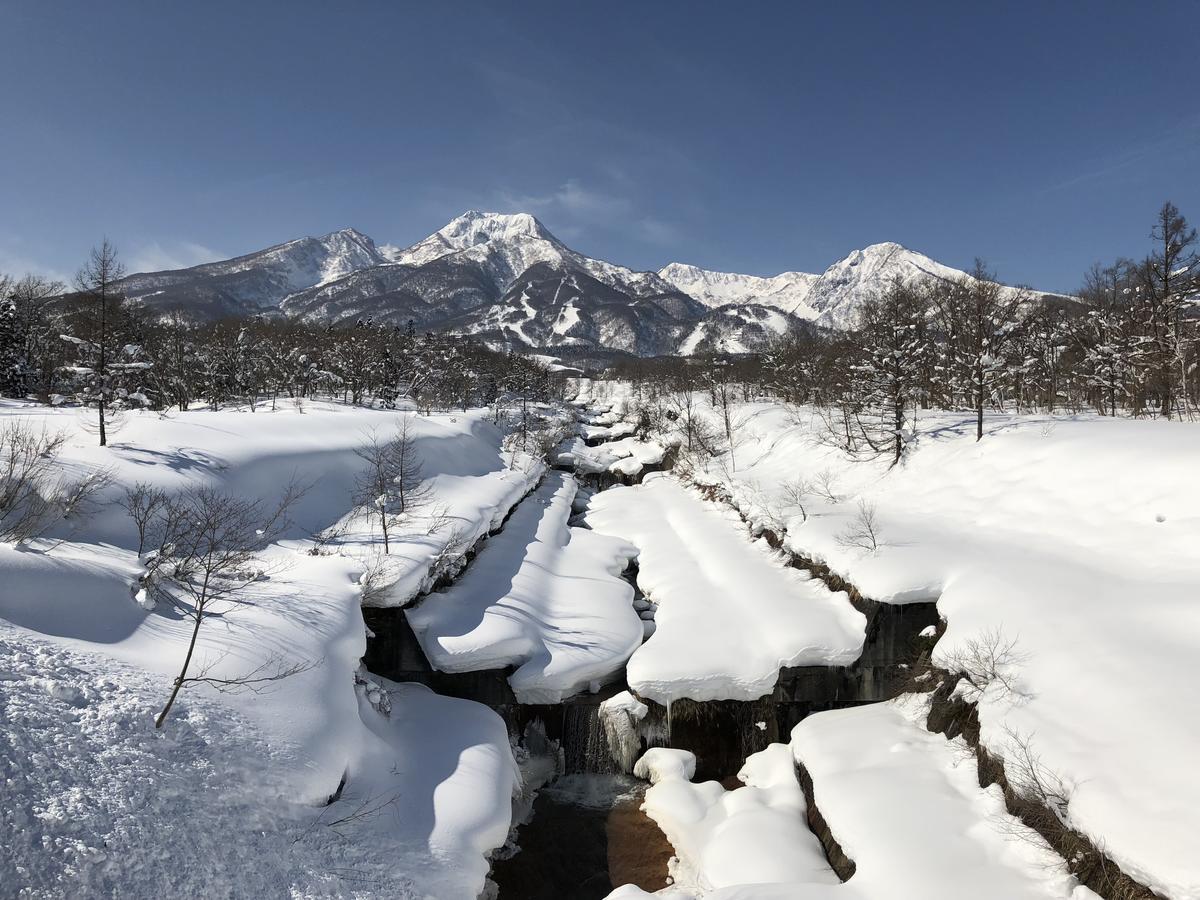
[0,243,566,442]
[612,202,1199,465]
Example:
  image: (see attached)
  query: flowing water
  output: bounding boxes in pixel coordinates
[491,775,670,899]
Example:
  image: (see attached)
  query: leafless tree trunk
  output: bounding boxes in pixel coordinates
[74,239,126,447]
[352,417,429,554]
[147,479,308,727]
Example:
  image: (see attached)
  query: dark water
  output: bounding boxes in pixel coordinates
[492,775,652,900]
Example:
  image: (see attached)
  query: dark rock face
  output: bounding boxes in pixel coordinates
[362,597,939,781]
[362,605,625,774]
[629,600,940,781]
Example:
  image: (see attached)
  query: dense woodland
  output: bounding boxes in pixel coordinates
[1,202,1196,464]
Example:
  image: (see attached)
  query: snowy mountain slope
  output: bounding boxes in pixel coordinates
[659,262,820,317]
[443,261,706,356]
[118,228,387,319]
[677,303,809,355]
[116,212,1064,354]
[802,241,979,328]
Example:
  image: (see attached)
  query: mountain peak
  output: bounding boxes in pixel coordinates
[438,211,556,246]
[325,226,372,242]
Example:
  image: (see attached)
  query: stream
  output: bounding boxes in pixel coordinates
[491,775,671,899]
[360,402,939,898]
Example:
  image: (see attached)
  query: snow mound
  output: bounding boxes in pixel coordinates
[626,743,839,895]
[586,476,865,703]
[406,472,642,703]
[790,699,1097,900]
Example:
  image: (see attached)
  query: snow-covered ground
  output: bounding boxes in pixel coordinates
[662,398,1200,899]
[407,471,644,703]
[7,382,1198,899]
[630,743,839,893]
[0,399,532,898]
[586,474,865,704]
[608,698,1099,900]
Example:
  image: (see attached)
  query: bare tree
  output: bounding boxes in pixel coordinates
[148,480,308,727]
[119,481,170,555]
[0,422,108,542]
[939,626,1028,697]
[352,417,429,554]
[810,469,842,503]
[779,477,812,523]
[74,239,126,447]
[931,263,1027,441]
[836,499,882,552]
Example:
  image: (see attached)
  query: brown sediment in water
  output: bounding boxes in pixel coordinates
[606,791,673,892]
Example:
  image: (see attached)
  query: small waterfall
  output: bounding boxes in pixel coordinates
[562,705,619,774]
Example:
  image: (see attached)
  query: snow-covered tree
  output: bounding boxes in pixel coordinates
[851,277,933,464]
[931,262,1027,441]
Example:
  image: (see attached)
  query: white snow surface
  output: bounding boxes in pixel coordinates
[637,743,840,893]
[0,400,529,898]
[658,262,820,317]
[670,397,1200,899]
[585,474,865,703]
[608,701,1098,900]
[406,472,643,703]
[791,699,1096,900]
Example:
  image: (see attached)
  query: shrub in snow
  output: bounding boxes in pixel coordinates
[0,422,109,542]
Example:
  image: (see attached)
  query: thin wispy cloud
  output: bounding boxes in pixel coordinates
[128,240,221,274]
[1042,114,1200,194]
[495,178,684,251]
[0,240,71,286]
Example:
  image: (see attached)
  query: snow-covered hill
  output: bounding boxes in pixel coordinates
[118,213,1059,354]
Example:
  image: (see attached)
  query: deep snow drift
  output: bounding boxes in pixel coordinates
[607,699,1100,900]
[654,397,1200,899]
[586,474,865,704]
[0,400,531,898]
[407,471,644,703]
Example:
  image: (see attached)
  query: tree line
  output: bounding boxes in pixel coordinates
[0,240,566,443]
[611,201,1199,464]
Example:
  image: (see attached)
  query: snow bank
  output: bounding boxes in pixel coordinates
[679,399,1200,899]
[0,400,527,897]
[582,420,639,442]
[407,472,643,703]
[585,475,865,703]
[607,701,1096,900]
[556,434,667,478]
[790,699,1097,900]
[349,679,519,897]
[623,744,839,896]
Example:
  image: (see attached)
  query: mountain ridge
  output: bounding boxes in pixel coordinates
[115,211,1059,356]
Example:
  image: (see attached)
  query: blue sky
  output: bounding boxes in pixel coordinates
[2,1,1197,293]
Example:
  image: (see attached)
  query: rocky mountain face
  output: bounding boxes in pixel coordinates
[115,212,1053,357]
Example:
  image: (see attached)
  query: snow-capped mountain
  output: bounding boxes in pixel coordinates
[117,213,1056,356]
[660,242,1030,332]
[802,241,979,329]
[118,228,387,320]
[658,263,820,318]
[281,212,709,356]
